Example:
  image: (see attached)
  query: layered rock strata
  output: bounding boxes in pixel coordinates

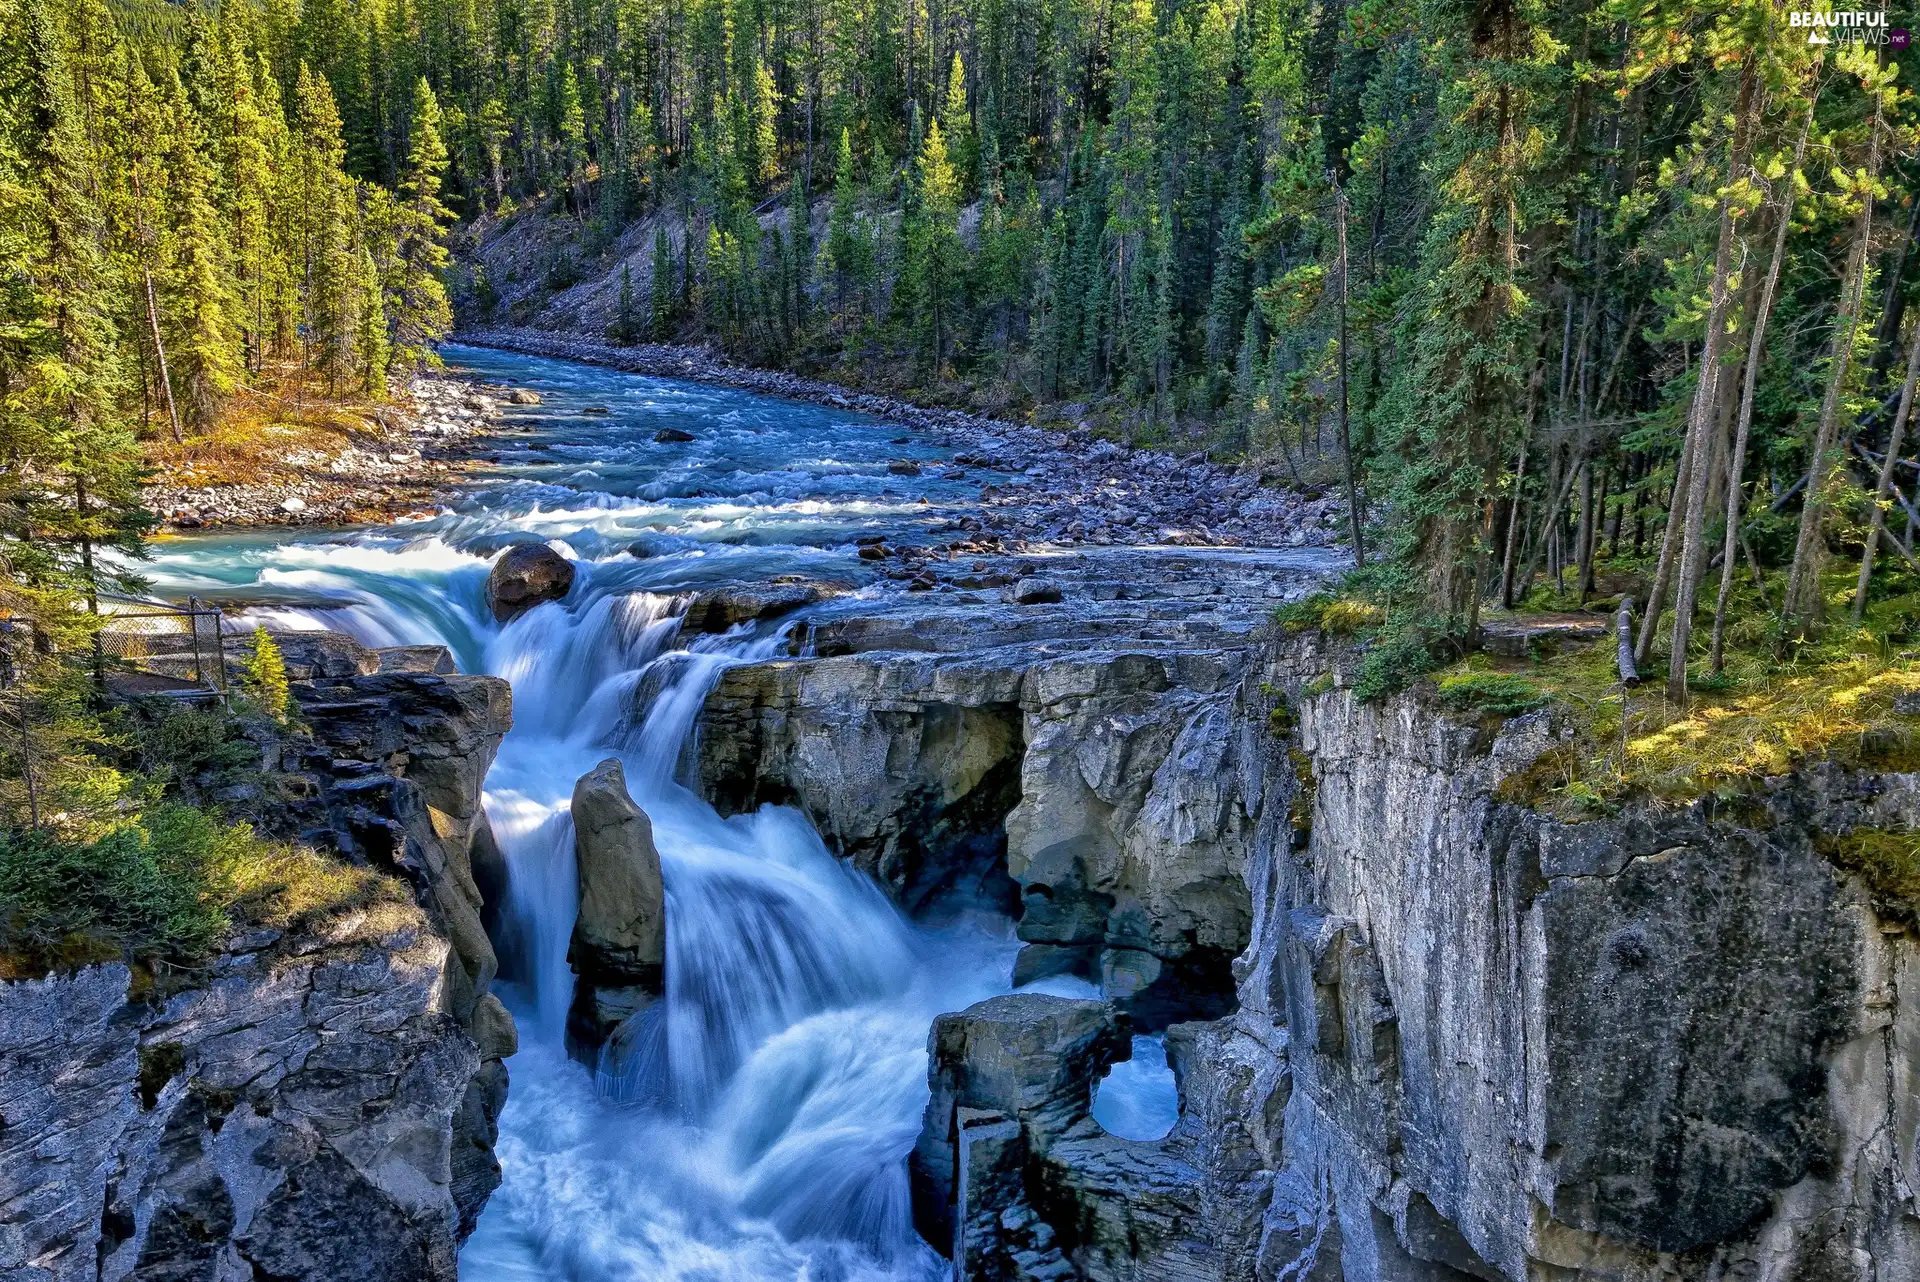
[904,622,1920,1281]
[693,548,1920,1280]
[698,547,1340,1024]
[0,657,516,1282]
[0,916,477,1282]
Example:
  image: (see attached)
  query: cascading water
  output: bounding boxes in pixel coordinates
[128,344,1167,1281]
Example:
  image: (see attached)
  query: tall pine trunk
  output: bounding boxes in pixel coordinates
[1666,62,1759,703]
[1710,92,1817,670]
[1851,324,1920,620]
[1784,90,1885,632]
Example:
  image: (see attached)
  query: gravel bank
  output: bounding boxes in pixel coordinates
[143,373,509,529]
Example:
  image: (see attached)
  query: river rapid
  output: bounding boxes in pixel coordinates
[131,345,1175,1282]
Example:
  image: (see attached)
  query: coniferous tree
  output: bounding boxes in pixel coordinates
[901,120,963,373]
[610,263,640,343]
[650,227,677,336]
[389,76,453,370]
[295,62,356,392]
[163,70,243,431]
[354,242,388,392]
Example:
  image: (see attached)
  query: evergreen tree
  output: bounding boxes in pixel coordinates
[354,242,388,392]
[163,70,242,431]
[822,127,871,325]
[244,626,291,723]
[901,120,964,374]
[938,52,973,198]
[610,263,640,343]
[650,227,677,337]
[295,62,356,392]
[389,76,453,370]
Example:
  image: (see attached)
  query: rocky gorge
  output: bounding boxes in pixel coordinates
[691,570,1920,1281]
[0,641,515,1282]
[6,341,1915,1282]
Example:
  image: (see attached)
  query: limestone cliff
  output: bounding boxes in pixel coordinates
[0,655,515,1282]
[697,547,1330,1028]
[0,917,475,1282]
[699,571,1920,1281]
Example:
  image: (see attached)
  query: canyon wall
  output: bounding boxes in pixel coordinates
[701,593,1920,1281]
[0,654,513,1282]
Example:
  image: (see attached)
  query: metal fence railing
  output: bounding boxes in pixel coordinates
[96,596,229,699]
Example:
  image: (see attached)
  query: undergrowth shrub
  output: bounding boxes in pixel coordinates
[0,805,397,975]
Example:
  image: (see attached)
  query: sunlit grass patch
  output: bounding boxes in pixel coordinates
[0,805,404,978]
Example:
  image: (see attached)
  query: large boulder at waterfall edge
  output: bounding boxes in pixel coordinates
[677,579,848,637]
[908,994,1129,1257]
[486,543,575,622]
[569,759,666,1046]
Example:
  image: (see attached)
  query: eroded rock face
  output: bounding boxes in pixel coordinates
[910,995,1263,1282]
[908,994,1129,1253]
[702,641,1259,1024]
[0,917,480,1282]
[712,584,1920,1280]
[277,667,517,1234]
[568,758,666,1048]
[290,671,513,1033]
[486,543,575,621]
[677,580,847,638]
[697,549,1319,1024]
[1223,643,1920,1282]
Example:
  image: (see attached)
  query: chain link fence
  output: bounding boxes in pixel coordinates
[96,597,229,698]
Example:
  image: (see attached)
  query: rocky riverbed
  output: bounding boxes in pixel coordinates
[458,326,1348,551]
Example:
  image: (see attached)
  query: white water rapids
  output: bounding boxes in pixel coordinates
[132,345,1176,1281]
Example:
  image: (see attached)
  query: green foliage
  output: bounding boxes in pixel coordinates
[1435,672,1549,719]
[609,264,641,344]
[0,803,400,973]
[243,626,290,723]
[0,806,236,967]
[1274,592,1385,635]
[1352,625,1440,705]
[1821,828,1920,921]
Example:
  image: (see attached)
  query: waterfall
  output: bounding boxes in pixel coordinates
[125,343,1132,1281]
[450,569,1024,1281]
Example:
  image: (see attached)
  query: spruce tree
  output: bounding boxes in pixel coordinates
[355,243,388,393]
[610,263,640,343]
[294,63,355,392]
[163,70,242,432]
[938,52,973,198]
[650,227,676,337]
[390,76,453,370]
[901,121,964,374]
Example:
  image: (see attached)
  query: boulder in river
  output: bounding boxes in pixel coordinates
[485,543,575,622]
[568,758,665,1049]
[655,427,696,443]
[506,388,542,404]
[909,994,1128,1255]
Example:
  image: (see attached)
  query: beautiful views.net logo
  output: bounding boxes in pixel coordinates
[1789,11,1909,46]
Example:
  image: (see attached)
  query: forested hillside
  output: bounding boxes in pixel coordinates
[0,0,461,961]
[1,0,454,601]
[270,0,1911,689]
[1,0,1917,774]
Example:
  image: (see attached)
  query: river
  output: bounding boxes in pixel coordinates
[130,344,1179,1282]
